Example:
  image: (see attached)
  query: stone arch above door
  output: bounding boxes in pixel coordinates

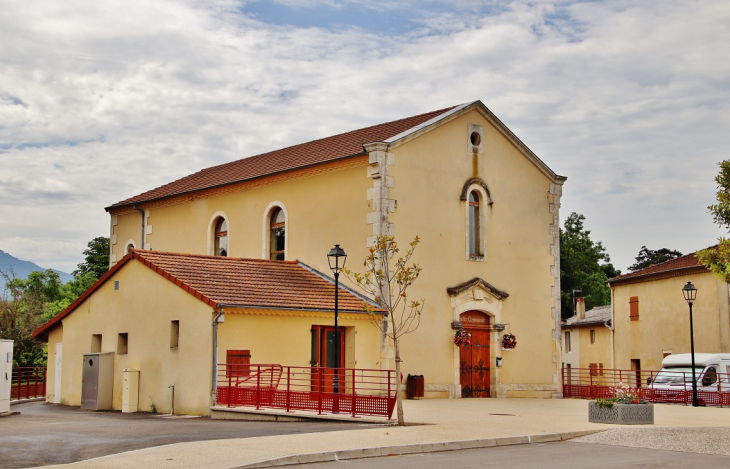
[447,277,508,326]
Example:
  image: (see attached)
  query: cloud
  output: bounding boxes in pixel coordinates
[0,0,728,271]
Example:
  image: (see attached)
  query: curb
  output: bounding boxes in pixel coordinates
[11,397,46,405]
[233,430,604,468]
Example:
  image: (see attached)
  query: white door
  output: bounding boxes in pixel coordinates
[54,342,62,404]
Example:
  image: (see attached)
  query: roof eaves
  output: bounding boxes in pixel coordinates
[32,255,134,340]
[473,103,566,184]
[383,101,477,145]
[608,264,707,286]
[376,100,566,185]
[106,152,368,212]
[213,304,382,314]
[564,319,612,328]
[296,260,384,311]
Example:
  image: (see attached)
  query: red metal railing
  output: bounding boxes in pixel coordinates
[216,364,397,419]
[562,367,730,407]
[11,367,47,400]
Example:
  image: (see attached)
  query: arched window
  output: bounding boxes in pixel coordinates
[468,191,480,256]
[214,217,228,257]
[270,208,285,260]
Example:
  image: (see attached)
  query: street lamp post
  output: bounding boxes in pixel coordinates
[682,281,699,407]
[327,244,347,411]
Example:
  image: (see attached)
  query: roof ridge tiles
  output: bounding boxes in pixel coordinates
[133,249,298,264]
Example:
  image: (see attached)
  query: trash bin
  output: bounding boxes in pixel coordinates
[406,374,424,399]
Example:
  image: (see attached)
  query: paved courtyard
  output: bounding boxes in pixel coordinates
[0,401,371,469]
[3,398,730,468]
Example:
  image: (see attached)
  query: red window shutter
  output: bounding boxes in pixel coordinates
[226,349,251,377]
[629,296,639,321]
[589,363,598,376]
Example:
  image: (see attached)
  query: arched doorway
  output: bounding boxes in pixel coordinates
[459,310,491,398]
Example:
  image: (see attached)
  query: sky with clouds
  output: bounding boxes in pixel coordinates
[1,0,728,274]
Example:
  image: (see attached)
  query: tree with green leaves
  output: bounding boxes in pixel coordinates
[698,159,730,281]
[73,236,110,280]
[1,269,63,366]
[344,235,424,426]
[560,213,620,320]
[1,236,108,366]
[628,246,683,272]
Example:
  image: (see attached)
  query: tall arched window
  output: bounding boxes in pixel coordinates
[214,217,228,257]
[468,191,480,256]
[270,208,285,260]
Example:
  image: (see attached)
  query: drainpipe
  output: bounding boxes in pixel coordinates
[133,205,145,250]
[211,307,225,406]
[607,286,616,379]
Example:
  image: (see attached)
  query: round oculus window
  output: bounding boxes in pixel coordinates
[470,131,481,146]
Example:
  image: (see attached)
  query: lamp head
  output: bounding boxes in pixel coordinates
[327,244,347,273]
[682,281,697,304]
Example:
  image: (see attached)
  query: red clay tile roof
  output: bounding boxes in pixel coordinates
[33,250,381,340]
[132,250,378,312]
[108,105,459,210]
[608,246,716,286]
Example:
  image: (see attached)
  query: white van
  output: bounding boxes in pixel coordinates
[649,353,730,403]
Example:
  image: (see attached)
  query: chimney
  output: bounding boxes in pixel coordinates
[577,297,586,319]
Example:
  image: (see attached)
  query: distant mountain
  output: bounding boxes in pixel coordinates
[0,249,73,291]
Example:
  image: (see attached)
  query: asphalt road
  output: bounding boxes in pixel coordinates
[0,401,373,469]
[302,442,730,468]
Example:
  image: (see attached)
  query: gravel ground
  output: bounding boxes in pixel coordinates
[572,427,730,456]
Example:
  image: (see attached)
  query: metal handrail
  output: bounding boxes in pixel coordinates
[215,364,396,418]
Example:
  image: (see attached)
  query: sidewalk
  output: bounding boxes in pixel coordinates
[39,398,730,469]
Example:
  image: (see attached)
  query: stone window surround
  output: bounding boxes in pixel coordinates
[207,211,230,256]
[463,182,489,262]
[261,201,288,260]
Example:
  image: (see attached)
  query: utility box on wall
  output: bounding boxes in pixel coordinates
[81,353,114,410]
[122,369,139,413]
[1,340,12,413]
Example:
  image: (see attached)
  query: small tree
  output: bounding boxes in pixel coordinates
[698,159,730,281]
[344,235,424,426]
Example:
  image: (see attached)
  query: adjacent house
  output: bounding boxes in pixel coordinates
[561,303,612,384]
[607,247,730,375]
[34,100,567,414]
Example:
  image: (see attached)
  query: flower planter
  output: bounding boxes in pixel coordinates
[588,402,654,425]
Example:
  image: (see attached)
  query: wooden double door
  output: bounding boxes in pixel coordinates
[459,311,491,398]
[311,325,345,393]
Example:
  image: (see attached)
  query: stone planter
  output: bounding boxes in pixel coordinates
[588,402,654,425]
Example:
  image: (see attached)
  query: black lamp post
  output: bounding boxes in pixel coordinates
[682,281,699,407]
[327,244,347,404]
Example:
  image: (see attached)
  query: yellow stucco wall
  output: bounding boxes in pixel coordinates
[110,162,373,277]
[217,310,381,369]
[387,110,560,397]
[612,272,730,372]
[103,106,562,400]
[46,261,215,415]
[561,325,612,370]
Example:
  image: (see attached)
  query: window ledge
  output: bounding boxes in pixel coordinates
[468,254,486,262]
